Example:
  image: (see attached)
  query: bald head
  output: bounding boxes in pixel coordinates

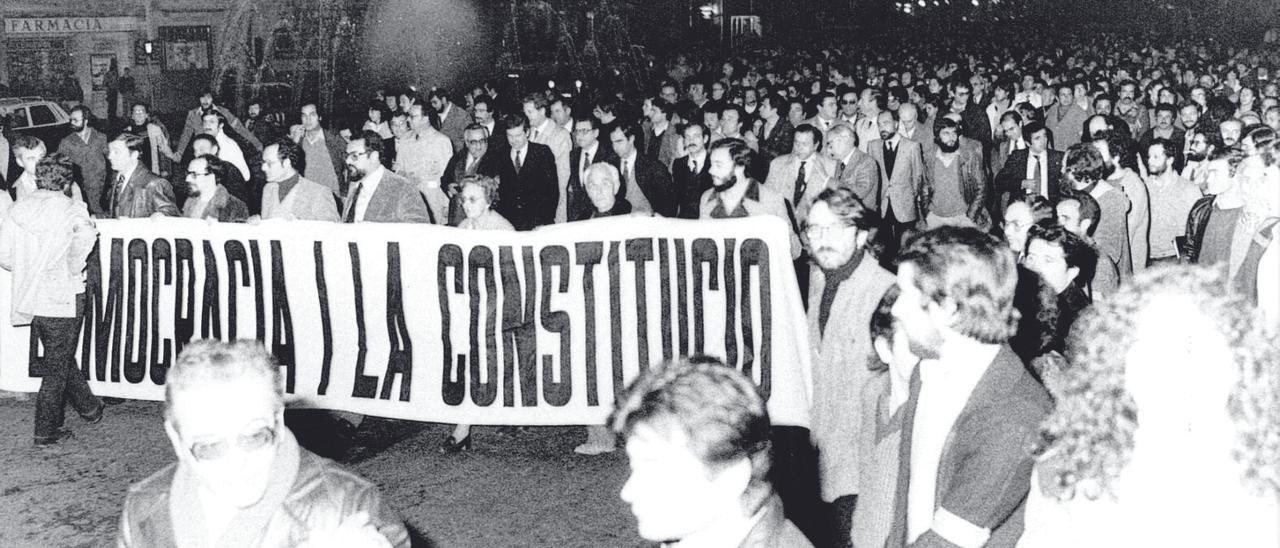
[898,103,918,123]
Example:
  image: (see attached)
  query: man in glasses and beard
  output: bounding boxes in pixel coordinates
[117,340,410,548]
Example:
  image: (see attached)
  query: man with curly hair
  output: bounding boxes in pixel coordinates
[1020,266,1280,546]
[885,226,1053,547]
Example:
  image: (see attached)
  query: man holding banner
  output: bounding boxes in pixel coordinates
[0,153,104,446]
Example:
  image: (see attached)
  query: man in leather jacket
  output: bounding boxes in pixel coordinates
[104,134,179,219]
[117,340,410,548]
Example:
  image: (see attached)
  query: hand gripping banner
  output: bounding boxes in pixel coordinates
[0,216,813,427]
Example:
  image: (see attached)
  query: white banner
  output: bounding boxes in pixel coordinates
[0,216,812,427]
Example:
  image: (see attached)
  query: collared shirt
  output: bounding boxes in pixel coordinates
[1025,151,1050,197]
[708,178,758,219]
[510,145,529,169]
[907,342,1002,543]
[532,118,555,142]
[579,142,599,178]
[353,166,385,222]
[686,150,707,173]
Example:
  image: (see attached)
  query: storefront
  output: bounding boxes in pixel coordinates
[1,1,228,117]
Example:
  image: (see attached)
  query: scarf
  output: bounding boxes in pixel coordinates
[169,428,302,548]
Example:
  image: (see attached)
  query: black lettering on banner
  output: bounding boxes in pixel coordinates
[657,239,673,361]
[575,242,603,405]
[349,243,377,399]
[150,240,172,385]
[80,239,123,382]
[723,238,738,368]
[224,241,249,339]
[499,246,537,406]
[675,239,689,356]
[625,238,653,372]
[438,244,464,406]
[314,242,335,395]
[539,245,571,406]
[382,243,412,402]
[741,238,772,398]
[269,241,295,393]
[607,241,624,396]
[690,238,719,355]
[173,239,195,358]
[122,239,149,384]
[469,246,498,406]
[248,242,266,341]
[199,241,221,339]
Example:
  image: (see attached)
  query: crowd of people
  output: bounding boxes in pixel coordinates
[1,19,1278,548]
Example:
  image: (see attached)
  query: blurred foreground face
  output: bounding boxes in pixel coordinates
[166,377,281,508]
[620,423,736,542]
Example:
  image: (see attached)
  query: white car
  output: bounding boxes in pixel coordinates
[0,96,72,143]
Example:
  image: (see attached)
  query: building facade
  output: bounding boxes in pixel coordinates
[1,0,232,116]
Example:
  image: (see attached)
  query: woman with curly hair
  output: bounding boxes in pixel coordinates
[1019,265,1280,547]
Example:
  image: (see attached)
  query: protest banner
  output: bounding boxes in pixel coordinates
[0,216,812,426]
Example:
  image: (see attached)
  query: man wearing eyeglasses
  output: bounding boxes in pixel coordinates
[117,340,410,547]
[802,186,895,548]
[342,131,432,224]
[442,124,502,225]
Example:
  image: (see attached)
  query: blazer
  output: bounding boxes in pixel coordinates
[886,345,1053,548]
[182,185,249,222]
[994,149,1066,201]
[764,152,837,230]
[437,103,469,152]
[108,165,180,219]
[565,145,620,222]
[1044,103,1090,149]
[528,120,572,223]
[671,153,712,220]
[830,148,882,213]
[442,149,503,226]
[868,138,928,222]
[611,154,678,218]
[261,176,340,222]
[342,168,432,224]
[56,128,110,216]
[496,143,559,230]
[642,125,681,172]
[757,118,794,164]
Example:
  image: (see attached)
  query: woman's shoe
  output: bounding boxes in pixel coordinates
[439,434,472,453]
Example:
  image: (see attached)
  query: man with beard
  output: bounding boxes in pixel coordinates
[429,88,468,152]
[1114,80,1148,140]
[181,155,248,222]
[173,89,261,163]
[1144,139,1202,265]
[54,106,105,210]
[699,138,798,258]
[922,118,991,230]
[1181,128,1217,183]
[1178,102,1202,157]
[885,226,1052,548]
[1218,118,1244,148]
[1092,133,1149,273]
[871,110,928,242]
[804,187,895,547]
[341,131,431,224]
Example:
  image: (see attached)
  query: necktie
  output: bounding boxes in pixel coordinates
[515,149,523,171]
[532,128,541,142]
[622,160,631,187]
[690,159,698,173]
[1031,155,1043,195]
[111,173,125,213]
[582,152,591,179]
[837,161,847,180]
[794,161,807,205]
[345,182,363,223]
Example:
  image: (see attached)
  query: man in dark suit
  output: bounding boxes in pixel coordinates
[471,94,506,151]
[995,122,1065,205]
[566,117,619,222]
[609,123,677,217]
[341,130,432,224]
[104,134,180,218]
[886,227,1052,548]
[495,113,559,230]
[442,123,503,225]
[671,121,713,219]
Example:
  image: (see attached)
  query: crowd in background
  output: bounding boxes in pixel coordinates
[0,22,1278,548]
